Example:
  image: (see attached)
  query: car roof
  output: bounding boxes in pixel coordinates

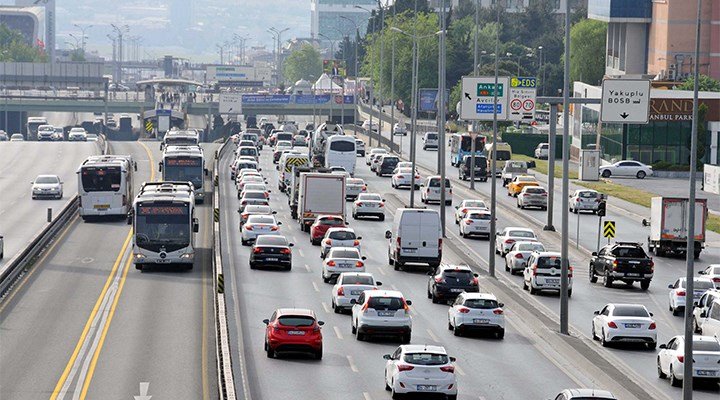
[276,308,315,318]
[400,344,447,355]
[605,303,648,309]
[535,251,561,257]
[365,290,404,298]
[440,264,472,272]
[505,227,534,233]
[327,227,353,233]
[460,292,497,301]
[339,272,373,278]
[563,388,616,399]
[317,214,344,220]
[329,246,360,254]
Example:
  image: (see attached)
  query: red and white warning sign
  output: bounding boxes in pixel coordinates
[508,77,537,122]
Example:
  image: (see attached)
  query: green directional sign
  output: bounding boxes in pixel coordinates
[477,83,504,97]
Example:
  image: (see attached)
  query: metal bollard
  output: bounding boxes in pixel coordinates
[47,208,52,222]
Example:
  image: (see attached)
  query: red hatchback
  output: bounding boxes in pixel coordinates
[310,215,347,246]
[263,308,324,359]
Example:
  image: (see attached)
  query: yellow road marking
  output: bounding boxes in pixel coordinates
[137,141,157,182]
[78,251,133,399]
[49,231,132,400]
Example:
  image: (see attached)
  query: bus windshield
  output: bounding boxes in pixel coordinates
[165,137,197,146]
[460,136,484,152]
[81,166,122,192]
[164,157,203,188]
[135,204,191,248]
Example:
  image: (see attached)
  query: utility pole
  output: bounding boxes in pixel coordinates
[377,0,386,141]
[488,2,501,278]
[560,0,571,335]
[438,0,447,235]
[390,1,396,153]
[473,0,479,76]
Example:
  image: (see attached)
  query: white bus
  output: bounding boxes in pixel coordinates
[161,129,200,150]
[160,145,207,203]
[131,181,199,271]
[77,155,136,220]
[325,135,356,175]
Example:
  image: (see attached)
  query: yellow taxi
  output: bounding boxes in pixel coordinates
[507,175,539,197]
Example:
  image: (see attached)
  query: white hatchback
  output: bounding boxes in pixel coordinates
[459,210,493,239]
[522,251,573,297]
[331,272,381,313]
[454,199,488,224]
[351,290,412,343]
[592,303,657,349]
[668,277,716,316]
[448,292,505,339]
[495,227,538,256]
[383,345,457,399]
[420,176,452,205]
[320,227,361,259]
[657,335,720,386]
[366,148,387,165]
[504,241,546,275]
[321,247,366,283]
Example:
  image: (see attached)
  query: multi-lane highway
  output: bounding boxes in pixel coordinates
[0,140,217,399]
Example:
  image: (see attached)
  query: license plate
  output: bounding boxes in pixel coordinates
[155,259,171,264]
[626,273,640,277]
[93,204,110,209]
[473,318,490,324]
[450,288,463,293]
[287,330,306,336]
[696,370,716,376]
[265,257,278,262]
[546,278,560,284]
[629,261,640,264]
[624,323,641,328]
[378,311,395,317]
[403,248,417,253]
[417,385,436,392]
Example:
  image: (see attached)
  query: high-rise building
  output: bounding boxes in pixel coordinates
[310,0,376,41]
[0,5,44,46]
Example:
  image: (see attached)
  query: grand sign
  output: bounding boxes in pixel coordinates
[650,98,720,122]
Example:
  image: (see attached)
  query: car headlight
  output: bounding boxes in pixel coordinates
[134,253,146,259]
[180,253,194,259]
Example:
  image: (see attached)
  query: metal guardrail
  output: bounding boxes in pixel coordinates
[213,139,239,400]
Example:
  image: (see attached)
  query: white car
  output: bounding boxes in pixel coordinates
[239,190,270,212]
[383,345,457,399]
[352,193,385,220]
[448,292,505,339]
[420,176,452,205]
[361,120,379,132]
[517,186,548,210]
[31,175,63,199]
[592,303,657,349]
[241,215,280,245]
[366,148,387,165]
[68,127,87,141]
[693,289,720,333]
[321,247,366,283]
[393,162,414,172]
[495,227,538,256]
[369,153,385,172]
[599,160,653,179]
[238,204,275,227]
[9,133,24,141]
[240,183,270,200]
[459,210,493,239]
[392,122,408,136]
[668,277,716,316]
[504,241,546,275]
[331,272,381,313]
[345,178,367,200]
[351,290,412,343]
[699,264,720,288]
[320,227,361,259]
[237,175,266,194]
[657,335,720,387]
[454,199,488,224]
[422,132,439,150]
[569,189,602,214]
[534,142,549,159]
[522,251,573,296]
[391,167,420,189]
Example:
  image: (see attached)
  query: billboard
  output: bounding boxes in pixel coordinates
[418,88,449,112]
[323,59,347,77]
[207,65,254,81]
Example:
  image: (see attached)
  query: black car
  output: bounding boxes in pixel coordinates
[459,155,488,182]
[377,156,400,177]
[589,242,654,290]
[249,235,294,270]
[427,264,479,303]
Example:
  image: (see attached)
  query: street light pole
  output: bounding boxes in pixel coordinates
[377,0,386,142]
[438,0,447,235]
[489,2,501,279]
[390,2,396,153]
[473,0,479,76]
[560,0,571,335]
[537,46,543,95]
[340,15,361,126]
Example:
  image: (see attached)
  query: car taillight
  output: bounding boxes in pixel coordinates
[253,247,263,254]
[361,303,369,312]
[327,261,336,266]
[676,290,686,296]
[514,253,524,259]
[403,300,410,312]
[280,248,291,255]
[649,260,654,271]
[434,277,445,283]
[396,237,401,248]
[398,365,414,372]
[241,213,248,218]
[356,202,363,207]
[337,287,344,296]
[362,186,367,191]
[648,322,656,330]
[677,355,684,363]
[607,321,618,329]
[440,365,455,373]
[379,203,385,207]
[241,200,247,205]
[397,175,404,179]
[713,277,720,283]
[541,193,548,196]
[356,261,364,268]
[438,238,442,251]
[493,308,503,315]
[353,240,360,246]
[505,239,515,244]
[245,225,254,231]
[472,277,479,286]
[532,266,538,276]
[568,266,573,278]
[458,307,470,313]
[465,220,473,225]
[325,239,332,245]
[612,260,618,270]
[270,226,279,231]
[461,208,468,214]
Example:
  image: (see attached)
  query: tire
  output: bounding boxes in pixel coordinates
[453,325,462,336]
[431,293,439,304]
[351,321,357,334]
[395,261,404,271]
[636,170,646,179]
[600,330,608,347]
[495,329,505,340]
[385,377,391,391]
[591,324,597,340]
[670,366,682,387]
[401,333,411,344]
[589,265,598,283]
[448,320,453,331]
[568,289,572,298]
[249,262,256,270]
[672,305,681,316]
[640,279,651,290]
[241,239,248,246]
[657,358,667,379]
[603,270,614,288]
[266,345,274,359]
[529,284,537,295]
[379,215,385,221]
[647,341,657,350]
[693,317,701,333]
[447,395,457,400]
[522,280,528,291]
[314,349,323,360]
[601,170,611,178]
[445,201,451,206]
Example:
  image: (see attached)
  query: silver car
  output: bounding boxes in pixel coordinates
[345,178,366,200]
[505,241,546,275]
[31,175,63,199]
[569,189,601,214]
[517,186,548,210]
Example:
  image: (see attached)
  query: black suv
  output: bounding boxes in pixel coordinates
[459,155,488,182]
[427,264,479,303]
[589,242,654,290]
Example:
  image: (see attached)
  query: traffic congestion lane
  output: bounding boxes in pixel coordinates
[0,141,99,264]
[220,144,595,400]
[357,131,720,397]
[0,141,147,399]
[82,141,218,399]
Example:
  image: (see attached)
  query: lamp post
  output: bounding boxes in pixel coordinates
[269,27,289,85]
[355,5,375,147]
[437,0,447,235]
[473,0,479,76]
[73,23,92,54]
[537,46,544,95]
[340,16,361,126]
[110,24,128,83]
[318,33,337,57]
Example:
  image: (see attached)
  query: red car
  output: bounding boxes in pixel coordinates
[263,308,324,359]
[310,215,346,246]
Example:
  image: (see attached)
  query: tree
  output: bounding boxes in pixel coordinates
[282,43,322,84]
[0,23,47,62]
[569,19,607,85]
[674,75,720,92]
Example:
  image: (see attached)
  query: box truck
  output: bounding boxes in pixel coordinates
[643,197,707,258]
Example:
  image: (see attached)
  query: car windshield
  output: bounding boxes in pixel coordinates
[537,256,562,268]
[612,305,649,317]
[341,275,374,285]
[329,230,356,240]
[518,177,536,182]
[443,270,474,282]
[81,166,121,192]
[347,179,363,185]
[689,280,715,290]
[464,298,499,309]
[256,236,287,246]
[517,243,545,252]
[358,194,381,201]
[468,213,491,220]
[277,316,315,327]
[578,191,598,199]
[694,340,720,352]
[247,216,275,224]
[711,266,720,274]
[36,176,59,184]
[396,168,413,174]
[525,187,546,194]
[496,150,511,160]
[403,353,449,366]
[426,133,438,140]
[367,296,403,311]
[244,184,265,191]
[329,249,360,259]
[611,247,646,258]
[509,230,535,238]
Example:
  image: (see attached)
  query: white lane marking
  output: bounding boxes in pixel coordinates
[377,267,386,276]
[363,392,373,400]
[390,284,398,291]
[346,355,359,373]
[304,264,311,272]
[321,302,331,314]
[297,248,304,257]
[312,282,320,292]
[426,328,440,343]
[333,326,344,340]
[455,364,467,376]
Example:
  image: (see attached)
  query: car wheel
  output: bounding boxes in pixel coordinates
[394,261,403,271]
[448,320,454,331]
[266,344,274,358]
[600,329,608,347]
[431,293,439,304]
[693,317,701,333]
[589,265,598,283]
[657,358,667,379]
[603,270,613,288]
[591,323,597,340]
[379,215,385,221]
[401,333,411,344]
[670,366,682,387]
[647,341,657,350]
[249,262,256,270]
[640,279,651,290]
[636,171,646,179]
[453,324,462,337]
[522,279,528,290]
[601,170,611,178]
[505,260,510,272]
[351,320,357,334]
[447,395,457,400]
[356,329,365,341]
[568,289,572,298]
[672,305,681,316]
[495,329,505,340]
[529,285,537,295]
[314,349,323,360]
[241,239,248,246]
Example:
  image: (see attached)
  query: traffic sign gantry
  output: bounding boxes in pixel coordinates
[460,76,509,121]
[508,76,537,122]
[603,220,616,238]
[600,79,651,124]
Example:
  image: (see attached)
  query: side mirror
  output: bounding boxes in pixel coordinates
[258,168,262,172]
[649,312,654,317]
[357,236,363,240]
[382,199,386,202]
[376,281,382,286]
[267,190,272,193]
[361,256,367,261]
[318,321,325,326]
[593,310,600,315]
[350,299,357,305]
[698,270,706,275]
[659,344,667,349]
[642,219,650,227]
[289,243,295,247]
[427,271,434,276]
[498,303,504,308]
[158,161,163,172]
[127,212,133,225]
[193,218,199,233]
[700,311,707,318]
[277,221,283,225]
[473,273,479,278]
[385,230,392,239]
[591,252,597,256]
[237,209,242,214]
[405,300,412,306]
[262,319,270,325]
[60,181,64,184]
[382,354,391,360]
[449,356,457,362]
[272,211,277,214]
[667,284,674,289]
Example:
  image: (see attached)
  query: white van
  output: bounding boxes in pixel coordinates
[278,153,310,192]
[325,135,356,175]
[701,298,720,340]
[385,208,442,270]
